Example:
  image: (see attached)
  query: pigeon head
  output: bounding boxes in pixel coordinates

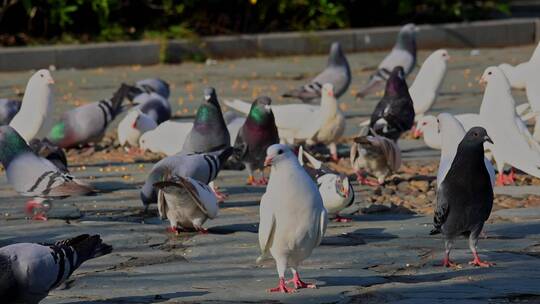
[479,66,508,87]
[248,96,273,123]
[435,49,450,62]
[385,66,408,96]
[463,127,493,145]
[328,42,346,66]
[264,144,293,167]
[396,23,417,53]
[321,83,335,98]
[0,126,32,167]
[203,87,218,106]
[29,69,55,87]
[414,115,437,138]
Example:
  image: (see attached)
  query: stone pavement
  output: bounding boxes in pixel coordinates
[1,45,540,303]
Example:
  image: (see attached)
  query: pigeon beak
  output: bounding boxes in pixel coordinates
[48,78,55,85]
[264,156,273,167]
[264,104,271,111]
[412,127,423,138]
[328,91,334,97]
[479,77,487,86]
[204,95,211,101]
[484,135,493,144]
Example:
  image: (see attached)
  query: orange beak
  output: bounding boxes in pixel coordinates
[412,126,423,138]
[479,77,487,86]
[48,78,55,85]
[328,91,334,97]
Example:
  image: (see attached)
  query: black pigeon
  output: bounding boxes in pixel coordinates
[232,96,279,185]
[0,234,112,304]
[182,87,231,153]
[369,66,415,141]
[431,127,495,267]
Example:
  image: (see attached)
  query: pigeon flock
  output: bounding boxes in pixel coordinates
[1,23,540,301]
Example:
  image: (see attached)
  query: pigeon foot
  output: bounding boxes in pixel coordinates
[268,278,296,293]
[469,253,495,267]
[286,273,317,289]
[333,216,352,223]
[441,257,459,268]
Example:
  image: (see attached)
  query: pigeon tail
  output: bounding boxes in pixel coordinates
[57,234,112,266]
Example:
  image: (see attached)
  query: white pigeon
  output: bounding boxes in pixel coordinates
[258,144,327,293]
[415,113,484,149]
[118,109,158,147]
[139,121,193,155]
[9,69,55,143]
[226,83,344,160]
[479,66,540,186]
[409,49,449,118]
[154,176,219,234]
[436,113,495,188]
[498,40,540,90]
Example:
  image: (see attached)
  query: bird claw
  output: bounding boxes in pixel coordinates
[441,257,459,268]
[268,278,296,293]
[212,188,228,202]
[469,255,495,267]
[25,200,50,221]
[166,226,180,235]
[333,216,352,223]
[32,213,48,221]
[286,274,317,289]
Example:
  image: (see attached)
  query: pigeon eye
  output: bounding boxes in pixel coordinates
[488,71,492,75]
[422,122,427,126]
[277,149,283,155]
[473,132,478,136]
[40,74,43,77]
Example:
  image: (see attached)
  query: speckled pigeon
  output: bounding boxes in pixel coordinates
[0,99,21,125]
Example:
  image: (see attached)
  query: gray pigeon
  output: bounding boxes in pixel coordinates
[0,99,21,125]
[431,127,495,268]
[29,138,68,173]
[283,42,351,103]
[0,126,93,220]
[140,147,233,210]
[133,92,172,124]
[47,84,135,149]
[182,87,231,153]
[0,234,112,304]
[357,23,417,98]
[136,78,170,99]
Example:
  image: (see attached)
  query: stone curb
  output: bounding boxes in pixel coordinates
[0,18,538,71]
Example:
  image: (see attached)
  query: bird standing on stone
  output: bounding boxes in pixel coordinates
[369,66,415,141]
[9,69,55,143]
[357,24,417,98]
[183,87,231,154]
[258,144,327,293]
[409,49,450,119]
[154,176,219,234]
[0,99,21,125]
[232,96,279,185]
[47,84,134,149]
[298,146,354,222]
[350,132,402,186]
[479,66,540,186]
[431,127,495,268]
[140,148,233,210]
[283,42,351,103]
[0,126,93,220]
[0,234,112,303]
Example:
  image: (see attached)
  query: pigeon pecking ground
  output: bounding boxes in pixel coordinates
[0,45,539,303]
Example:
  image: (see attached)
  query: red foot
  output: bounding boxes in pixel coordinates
[469,253,495,267]
[255,177,268,185]
[356,173,380,187]
[197,228,209,234]
[441,256,459,268]
[333,215,352,223]
[32,213,48,221]
[331,154,339,163]
[128,147,144,156]
[268,278,296,293]
[496,170,515,186]
[246,176,257,186]
[166,226,179,234]
[212,188,228,203]
[286,273,317,289]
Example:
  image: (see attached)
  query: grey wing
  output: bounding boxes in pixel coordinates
[312,66,350,96]
[431,184,450,235]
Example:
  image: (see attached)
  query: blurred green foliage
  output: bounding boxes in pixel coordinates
[0,0,510,46]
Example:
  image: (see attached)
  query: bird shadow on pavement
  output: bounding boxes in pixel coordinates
[487,222,540,239]
[220,199,260,208]
[225,186,266,196]
[208,222,259,234]
[59,291,209,304]
[345,228,398,244]
[316,275,387,288]
[90,181,139,192]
